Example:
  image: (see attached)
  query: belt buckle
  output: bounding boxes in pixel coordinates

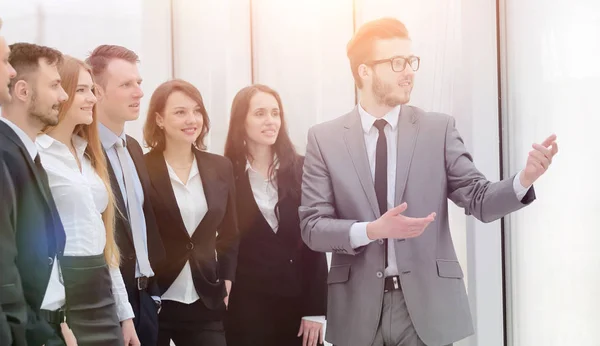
[137,276,148,291]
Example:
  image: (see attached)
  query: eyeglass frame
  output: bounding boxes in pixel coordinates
[365,55,421,73]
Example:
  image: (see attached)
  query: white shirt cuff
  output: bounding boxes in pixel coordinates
[349,222,373,249]
[116,301,135,322]
[109,266,135,321]
[513,170,531,201]
[302,315,326,324]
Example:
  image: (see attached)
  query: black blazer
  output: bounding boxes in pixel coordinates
[105,136,166,302]
[232,157,327,316]
[0,121,66,346]
[145,148,239,311]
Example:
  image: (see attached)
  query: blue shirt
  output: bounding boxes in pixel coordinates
[99,123,150,278]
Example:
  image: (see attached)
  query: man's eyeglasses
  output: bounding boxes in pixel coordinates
[366,55,420,72]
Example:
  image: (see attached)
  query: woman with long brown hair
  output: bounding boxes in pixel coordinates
[36,56,138,345]
[223,84,328,346]
[143,79,238,346]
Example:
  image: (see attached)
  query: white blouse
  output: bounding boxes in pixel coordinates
[36,134,134,321]
[161,157,209,304]
[245,160,279,232]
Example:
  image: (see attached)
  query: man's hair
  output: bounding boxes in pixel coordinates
[346,17,410,89]
[8,43,63,90]
[85,45,139,86]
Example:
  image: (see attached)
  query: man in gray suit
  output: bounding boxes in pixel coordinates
[299,17,558,346]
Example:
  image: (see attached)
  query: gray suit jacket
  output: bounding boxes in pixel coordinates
[299,105,535,346]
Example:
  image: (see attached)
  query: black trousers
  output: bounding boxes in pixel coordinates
[225,287,308,346]
[129,287,159,346]
[157,299,226,346]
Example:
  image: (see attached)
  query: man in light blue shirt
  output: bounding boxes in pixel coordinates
[88,45,165,346]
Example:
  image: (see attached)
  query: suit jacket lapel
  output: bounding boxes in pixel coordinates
[145,150,189,238]
[343,109,380,219]
[395,106,420,205]
[192,149,225,240]
[0,122,50,204]
[103,148,135,246]
[238,170,278,237]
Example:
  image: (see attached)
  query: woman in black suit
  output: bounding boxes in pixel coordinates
[142,79,238,346]
[224,84,328,346]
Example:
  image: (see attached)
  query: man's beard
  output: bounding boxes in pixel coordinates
[28,89,59,127]
[372,72,408,107]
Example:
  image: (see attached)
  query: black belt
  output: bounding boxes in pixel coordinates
[384,275,401,293]
[40,308,66,325]
[136,276,149,291]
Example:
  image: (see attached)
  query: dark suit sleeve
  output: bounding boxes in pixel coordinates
[0,305,11,346]
[147,278,161,298]
[216,157,239,282]
[26,305,60,346]
[0,157,28,345]
[301,246,328,316]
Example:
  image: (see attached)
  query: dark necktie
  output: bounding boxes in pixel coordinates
[34,154,52,198]
[374,119,388,267]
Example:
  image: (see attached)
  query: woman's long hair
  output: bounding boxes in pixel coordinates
[42,56,120,267]
[224,84,302,203]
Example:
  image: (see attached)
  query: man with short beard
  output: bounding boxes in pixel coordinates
[300,18,558,346]
[0,42,76,346]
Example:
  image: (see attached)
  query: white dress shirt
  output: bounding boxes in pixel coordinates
[246,160,325,325]
[161,157,208,304]
[36,134,134,321]
[349,104,531,277]
[246,161,279,232]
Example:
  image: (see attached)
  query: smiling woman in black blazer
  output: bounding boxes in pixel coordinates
[142,79,238,346]
[224,84,328,346]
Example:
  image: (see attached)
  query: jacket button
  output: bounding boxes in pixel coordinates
[129,254,135,260]
[289,259,293,264]
[376,271,383,278]
[186,243,194,250]
[378,239,384,245]
[48,257,54,266]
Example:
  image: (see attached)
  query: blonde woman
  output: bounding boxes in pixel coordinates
[36,56,138,345]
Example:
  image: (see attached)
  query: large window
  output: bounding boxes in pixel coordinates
[501,0,600,344]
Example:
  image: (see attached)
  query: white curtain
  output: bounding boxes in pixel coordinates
[172,0,252,154]
[504,0,600,344]
[0,0,173,141]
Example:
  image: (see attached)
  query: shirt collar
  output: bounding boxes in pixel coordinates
[357,103,401,134]
[36,134,89,160]
[245,155,280,174]
[99,123,127,150]
[0,116,38,159]
[165,156,199,185]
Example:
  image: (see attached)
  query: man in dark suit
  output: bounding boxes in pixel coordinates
[0,42,75,346]
[0,17,18,346]
[87,45,166,346]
